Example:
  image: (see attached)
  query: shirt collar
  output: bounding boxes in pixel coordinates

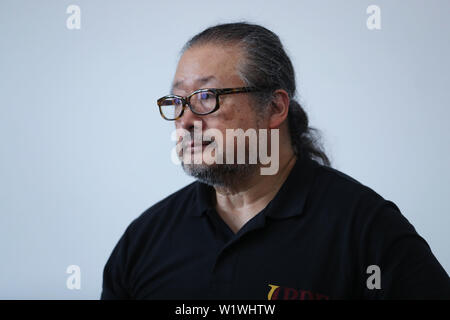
[192,155,319,219]
[263,155,318,219]
[194,180,215,216]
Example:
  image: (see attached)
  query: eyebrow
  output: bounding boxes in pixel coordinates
[171,76,217,94]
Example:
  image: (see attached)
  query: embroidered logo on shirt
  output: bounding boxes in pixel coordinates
[267,284,330,300]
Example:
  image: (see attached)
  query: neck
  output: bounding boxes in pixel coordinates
[213,149,297,234]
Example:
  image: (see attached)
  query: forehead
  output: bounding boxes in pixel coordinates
[172,43,244,92]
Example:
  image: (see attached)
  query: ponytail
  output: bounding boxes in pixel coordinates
[288,100,330,166]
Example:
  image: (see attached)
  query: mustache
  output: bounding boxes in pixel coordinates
[176,133,216,148]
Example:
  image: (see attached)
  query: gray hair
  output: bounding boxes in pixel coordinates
[182,22,331,166]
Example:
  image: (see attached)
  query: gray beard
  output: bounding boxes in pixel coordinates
[181,162,258,188]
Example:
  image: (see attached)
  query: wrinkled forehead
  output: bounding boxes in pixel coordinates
[171,43,245,94]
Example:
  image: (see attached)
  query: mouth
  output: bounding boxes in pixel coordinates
[181,139,214,152]
[190,140,213,147]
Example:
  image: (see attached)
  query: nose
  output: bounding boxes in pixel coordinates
[175,105,203,131]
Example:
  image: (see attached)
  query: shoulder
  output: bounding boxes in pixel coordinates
[102,181,201,282]
[124,181,200,239]
[309,162,407,230]
[312,163,389,208]
[312,162,420,244]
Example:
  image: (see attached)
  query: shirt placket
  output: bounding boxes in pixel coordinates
[207,210,267,299]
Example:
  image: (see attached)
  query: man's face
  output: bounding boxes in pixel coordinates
[172,43,264,185]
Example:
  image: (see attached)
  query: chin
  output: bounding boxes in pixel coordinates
[181,161,257,187]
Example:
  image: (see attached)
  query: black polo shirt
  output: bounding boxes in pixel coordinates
[101,156,450,299]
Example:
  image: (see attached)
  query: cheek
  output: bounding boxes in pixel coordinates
[215,97,236,122]
[217,97,256,129]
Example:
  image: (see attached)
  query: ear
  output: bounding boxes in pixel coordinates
[268,89,290,129]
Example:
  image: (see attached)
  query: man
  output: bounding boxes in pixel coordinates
[101,22,450,299]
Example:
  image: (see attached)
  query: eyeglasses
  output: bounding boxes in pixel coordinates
[157,87,260,121]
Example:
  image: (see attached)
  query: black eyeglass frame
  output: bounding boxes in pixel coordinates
[157,87,261,121]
